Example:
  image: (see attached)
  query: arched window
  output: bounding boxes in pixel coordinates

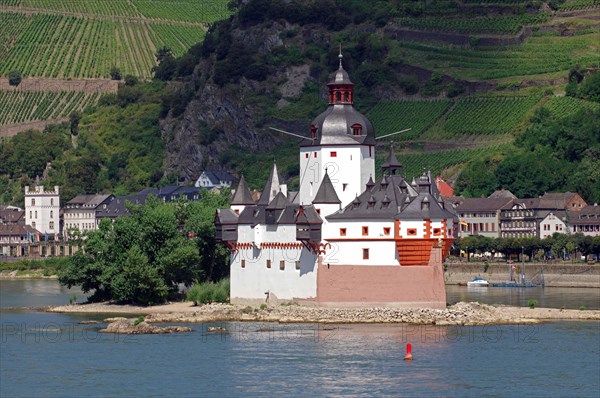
[31,199,35,206]
[335,91,341,102]
[352,123,362,136]
[50,199,54,206]
[344,92,350,102]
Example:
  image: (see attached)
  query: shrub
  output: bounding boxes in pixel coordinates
[124,75,138,86]
[528,299,538,309]
[241,306,253,314]
[69,294,77,305]
[260,303,268,310]
[187,278,229,305]
[579,305,587,311]
[110,66,122,81]
[133,316,145,326]
[8,70,22,86]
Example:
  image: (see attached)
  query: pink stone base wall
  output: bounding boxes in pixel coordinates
[315,250,447,309]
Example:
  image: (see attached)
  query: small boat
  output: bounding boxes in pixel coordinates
[491,282,537,288]
[467,277,489,287]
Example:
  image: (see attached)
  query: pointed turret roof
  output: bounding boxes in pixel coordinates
[257,163,282,206]
[313,171,341,204]
[231,175,254,205]
[382,145,402,175]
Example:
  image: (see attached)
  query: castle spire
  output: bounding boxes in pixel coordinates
[257,163,282,205]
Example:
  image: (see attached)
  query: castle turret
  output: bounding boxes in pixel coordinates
[298,51,375,207]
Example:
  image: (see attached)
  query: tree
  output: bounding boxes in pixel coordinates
[109,66,122,80]
[69,111,82,136]
[58,192,231,305]
[8,70,22,86]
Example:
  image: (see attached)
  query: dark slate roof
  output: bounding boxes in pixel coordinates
[231,176,254,205]
[488,189,517,200]
[201,170,235,185]
[257,164,283,206]
[96,195,146,218]
[580,204,600,217]
[313,172,341,204]
[540,192,584,209]
[327,173,457,221]
[267,192,290,210]
[381,145,402,174]
[0,209,25,224]
[66,194,113,208]
[456,197,513,212]
[302,104,376,147]
[215,208,239,225]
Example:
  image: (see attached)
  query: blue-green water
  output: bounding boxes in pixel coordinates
[1,280,599,397]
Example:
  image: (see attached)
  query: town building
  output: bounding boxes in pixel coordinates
[570,204,600,236]
[500,193,588,238]
[24,185,60,238]
[0,224,38,257]
[0,207,25,226]
[456,196,513,238]
[63,194,113,239]
[195,170,235,189]
[216,55,457,308]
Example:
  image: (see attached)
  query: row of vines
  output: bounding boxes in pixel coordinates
[0,0,231,23]
[0,12,205,78]
[0,90,102,125]
[395,30,599,80]
[397,14,549,34]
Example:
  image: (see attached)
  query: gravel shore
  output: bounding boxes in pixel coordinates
[47,301,600,326]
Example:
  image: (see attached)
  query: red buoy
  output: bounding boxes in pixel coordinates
[404,343,413,360]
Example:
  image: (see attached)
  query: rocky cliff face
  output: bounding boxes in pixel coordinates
[160,20,319,184]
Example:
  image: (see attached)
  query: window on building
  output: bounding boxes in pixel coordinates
[241,260,246,268]
[330,151,337,157]
[362,226,369,236]
[34,211,37,218]
[49,221,54,229]
[340,228,347,236]
[314,152,317,158]
[234,209,240,214]
[29,211,32,219]
[433,228,441,236]
[31,199,35,206]
[305,153,309,158]
[316,208,321,215]
[407,228,417,236]
[295,261,301,270]
[32,222,36,229]
[50,211,53,218]
[50,199,54,206]
[352,123,362,136]
[280,260,285,270]
[267,260,271,269]
[363,248,369,260]
[384,227,391,236]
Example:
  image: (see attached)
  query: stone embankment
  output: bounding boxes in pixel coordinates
[445,263,600,288]
[50,301,600,326]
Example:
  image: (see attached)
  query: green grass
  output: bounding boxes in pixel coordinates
[0,90,102,125]
[558,0,600,10]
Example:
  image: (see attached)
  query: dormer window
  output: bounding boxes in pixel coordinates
[310,124,317,140]
[352,124,362,136]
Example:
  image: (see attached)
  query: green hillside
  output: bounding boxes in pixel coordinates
[0,0,599,205]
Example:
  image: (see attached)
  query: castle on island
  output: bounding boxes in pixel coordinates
[216,54,458,308]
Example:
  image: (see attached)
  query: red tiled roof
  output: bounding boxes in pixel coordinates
[435,176,454,197]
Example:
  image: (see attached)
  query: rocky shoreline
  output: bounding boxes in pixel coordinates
[48,301,600,327]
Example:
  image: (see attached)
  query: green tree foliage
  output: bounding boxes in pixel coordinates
[456,107,600,203]
[58,192,230,305]
[8,70,22,86]
[109,66,122,81]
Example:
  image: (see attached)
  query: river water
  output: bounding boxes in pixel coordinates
[1,280,599,397]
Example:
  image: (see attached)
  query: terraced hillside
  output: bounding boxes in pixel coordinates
[0,2,227,79]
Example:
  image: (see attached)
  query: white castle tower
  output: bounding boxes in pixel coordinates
[298,52,375,208]
[24,185,60,237]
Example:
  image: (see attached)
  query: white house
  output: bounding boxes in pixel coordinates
[24,185,60,238]
[216,54,457,308]
[195,170,235,189]
[63,194,113,239]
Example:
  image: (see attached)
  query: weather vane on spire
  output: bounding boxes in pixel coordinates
[338,43,343,68]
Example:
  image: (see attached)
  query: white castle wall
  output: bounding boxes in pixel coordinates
[299,145,374,208]
[24,185,60,235]
[230,224,317,302]
[322,220,398,266]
